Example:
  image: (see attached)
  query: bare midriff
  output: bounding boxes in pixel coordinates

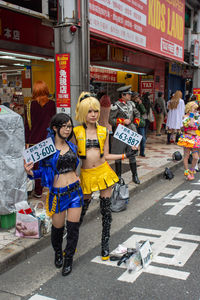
[81,148,105,169]
[53,171,78,188]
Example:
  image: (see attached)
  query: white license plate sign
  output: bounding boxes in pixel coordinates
[113,124,142,147]
[23,137,56,163]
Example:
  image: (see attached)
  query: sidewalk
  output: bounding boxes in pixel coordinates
[0,131,183,275]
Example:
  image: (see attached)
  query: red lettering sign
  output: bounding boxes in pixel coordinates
[89,0,185,62]
[56,54,71,113]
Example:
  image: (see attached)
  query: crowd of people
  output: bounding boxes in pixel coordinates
[23,80,200,276]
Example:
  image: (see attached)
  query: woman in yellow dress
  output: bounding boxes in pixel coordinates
[74,92,136,260]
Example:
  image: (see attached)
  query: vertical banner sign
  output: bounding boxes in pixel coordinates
[56,53,71,114]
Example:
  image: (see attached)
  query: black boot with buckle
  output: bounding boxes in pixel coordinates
[62,221,80,276]
[100,197,112,261]
[130,162,140,184]
[51,225,64,268]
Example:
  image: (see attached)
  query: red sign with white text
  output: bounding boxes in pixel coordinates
[89,0,185,62]
[56,54,71,110]
[90,66,117,82]
[140,80,154,96]
[0,8,54,50]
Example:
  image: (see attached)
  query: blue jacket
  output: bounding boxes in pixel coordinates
[29,140,79,190]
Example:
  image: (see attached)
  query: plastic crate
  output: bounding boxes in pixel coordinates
[0,212,16,229]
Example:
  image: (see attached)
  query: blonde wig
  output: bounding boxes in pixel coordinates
[168,90,182,110]
[75,92,100,124]
[185,101,198,114]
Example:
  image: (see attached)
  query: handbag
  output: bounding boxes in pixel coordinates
[33,201,51,235]
[147,107,154,122]
[111,178,129,212]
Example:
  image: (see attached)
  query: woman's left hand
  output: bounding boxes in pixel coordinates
[131,145,138,150]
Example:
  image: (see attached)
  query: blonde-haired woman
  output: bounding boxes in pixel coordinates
[177,101,200,180]
[166,90,185,144]
[74,92,135,261]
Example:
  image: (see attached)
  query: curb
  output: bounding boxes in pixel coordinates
[0,160,183,275]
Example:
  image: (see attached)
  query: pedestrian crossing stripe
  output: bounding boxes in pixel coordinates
[92,226,200,283]
[28,295,56,300]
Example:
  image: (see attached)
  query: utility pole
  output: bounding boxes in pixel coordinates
[54,0,90,122]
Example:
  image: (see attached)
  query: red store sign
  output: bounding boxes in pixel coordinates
[89,0,185,62]
[0,8,54,49]
[56,54,71,113]
[90,66,117,82]
[140,80,154,96]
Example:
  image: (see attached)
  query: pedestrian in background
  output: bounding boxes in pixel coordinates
[177,101,200,180]
[141,92,153,138]
[166,90,185,144]
[132,92,147,157]
[98,94,112,152]
[154,91,167,136]
[24,80,56,198]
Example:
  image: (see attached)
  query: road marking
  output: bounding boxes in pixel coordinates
[92,226,199,283]
[163,190,200,215]
[28,295,56,300]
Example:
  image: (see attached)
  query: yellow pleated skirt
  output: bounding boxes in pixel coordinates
[80,161,119,194]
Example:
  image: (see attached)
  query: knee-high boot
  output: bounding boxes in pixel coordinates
[51,225,64,268]
[115,160,122,178]
[100,197,112,261]
[130,162,140,184]
[62,221,80,276]
[79,199,91,226]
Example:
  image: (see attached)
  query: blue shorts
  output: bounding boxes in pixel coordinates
[47,181,83,214]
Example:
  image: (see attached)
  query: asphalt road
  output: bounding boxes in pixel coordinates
[0,166,200,300]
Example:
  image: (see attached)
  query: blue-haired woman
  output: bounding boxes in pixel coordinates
[24,113,83,276]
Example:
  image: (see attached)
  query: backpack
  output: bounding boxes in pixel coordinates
[154,102,163,114]
[172,151,182,161]
[163,167,174,180]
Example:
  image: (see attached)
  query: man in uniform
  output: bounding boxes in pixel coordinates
[109,85,141,184]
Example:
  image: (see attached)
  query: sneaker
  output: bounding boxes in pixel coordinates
[187,174,194,181]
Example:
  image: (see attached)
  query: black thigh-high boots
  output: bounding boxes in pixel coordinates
[79,199,91,226]
[129,161,140,184]
[51,225,64,268]
[115,160,122,178]
[100,197,112,261]
[62,220,80,276]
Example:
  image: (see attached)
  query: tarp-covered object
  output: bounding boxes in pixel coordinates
[0,105,27,214]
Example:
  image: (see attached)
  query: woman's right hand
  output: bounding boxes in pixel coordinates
[24,160,34,176]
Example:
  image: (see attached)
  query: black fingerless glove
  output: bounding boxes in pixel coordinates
[125,149,138,158]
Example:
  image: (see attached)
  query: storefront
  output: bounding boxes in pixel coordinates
[0,7,54,116]
[89,0,185,103]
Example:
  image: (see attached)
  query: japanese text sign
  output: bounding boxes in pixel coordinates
[23,137,56,163]
[114,124,142,147]
[89,0,185,62]
[56,53,71,113]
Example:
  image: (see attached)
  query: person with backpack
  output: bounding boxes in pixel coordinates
[154,91,167,136]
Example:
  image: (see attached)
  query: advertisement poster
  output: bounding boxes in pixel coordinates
[89,0,185,62]
[56,53,71,114]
